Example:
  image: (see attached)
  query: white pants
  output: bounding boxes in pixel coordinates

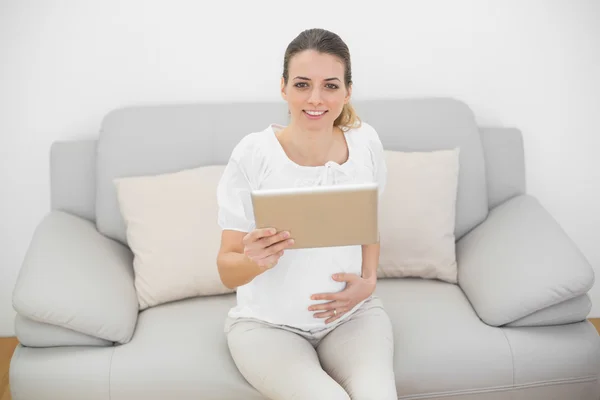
[225,296,398,400]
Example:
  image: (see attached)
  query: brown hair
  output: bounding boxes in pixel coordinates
[282,28,361,131]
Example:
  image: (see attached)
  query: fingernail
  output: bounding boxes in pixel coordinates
[289,239,295,244]
[283,231,289,238]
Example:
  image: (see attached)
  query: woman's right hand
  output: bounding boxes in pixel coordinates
[242,228,295,271]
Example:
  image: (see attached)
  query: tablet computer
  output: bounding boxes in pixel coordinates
[250,182,379,249]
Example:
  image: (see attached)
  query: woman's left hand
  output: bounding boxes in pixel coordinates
[309,273,376,324]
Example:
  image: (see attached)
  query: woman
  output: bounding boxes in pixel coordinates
[216,28,397,400]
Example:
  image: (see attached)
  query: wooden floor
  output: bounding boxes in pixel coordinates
[0,337,18,400]
[1,320,599,399]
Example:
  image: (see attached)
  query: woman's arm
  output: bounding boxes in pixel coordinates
[217,229,293,289]
[217,230,267,289]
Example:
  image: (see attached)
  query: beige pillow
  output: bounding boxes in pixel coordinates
[114,166,234,310]
[377,148,460,283]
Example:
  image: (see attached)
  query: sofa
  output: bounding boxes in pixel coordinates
[9,97,600,400]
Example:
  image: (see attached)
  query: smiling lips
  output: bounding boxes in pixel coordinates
[303,110,328,119]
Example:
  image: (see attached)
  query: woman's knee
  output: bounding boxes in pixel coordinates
[344,371,397,400]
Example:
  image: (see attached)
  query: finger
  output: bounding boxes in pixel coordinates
[313,303,349,319]
[261,238,294,258]
[308,300,346,312]
[311,292,342,302]
[325,312,342,324]
[325,307,349,323]
[245,227,277,244]
[261,230,291,248]
[332,273,358,282]
[244,231,286,256]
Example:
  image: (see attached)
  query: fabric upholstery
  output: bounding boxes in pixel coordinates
[507,293,592,327]
[501,320,600,387]
[11,279,599,400]
[479,127,526,209]
[114,165,234,309]
[12,211,138,344]
[95,102,289,244]
[108,294,264,400]
[95,98,488,244]
[378,148,460,283]
[457,194,595,326]
[354,98,489,239]
[10,344,114,400]
[11,99,599,400]
[50,139,97,222]
[376,279,600,399]
[14,314,112,347]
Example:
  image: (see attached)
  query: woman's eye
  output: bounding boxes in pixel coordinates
[294,82,308,88]
[326,84,339,90]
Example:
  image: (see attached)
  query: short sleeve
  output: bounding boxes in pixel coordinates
[216,156,256,233]
[367,126,387,196]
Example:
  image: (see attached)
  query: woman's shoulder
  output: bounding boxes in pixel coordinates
[229,124,277,165]
[346,121,383,149]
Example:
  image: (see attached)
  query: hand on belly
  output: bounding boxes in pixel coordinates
[308,272,376,324]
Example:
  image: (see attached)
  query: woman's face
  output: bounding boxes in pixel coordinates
[281,50,351,131]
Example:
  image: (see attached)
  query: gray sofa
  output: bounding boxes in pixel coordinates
[9,98,600,400]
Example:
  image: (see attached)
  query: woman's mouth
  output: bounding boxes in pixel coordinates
[303,110,328,120]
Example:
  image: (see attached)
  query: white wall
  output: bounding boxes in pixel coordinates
[1,0,599,336]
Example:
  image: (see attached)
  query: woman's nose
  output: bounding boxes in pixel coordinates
[308,88,322,105]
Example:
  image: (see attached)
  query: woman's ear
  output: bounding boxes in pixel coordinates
[280,77,288,101]
[344,84,352,104]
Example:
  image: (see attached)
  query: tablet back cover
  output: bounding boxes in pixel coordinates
[251,186,378,249]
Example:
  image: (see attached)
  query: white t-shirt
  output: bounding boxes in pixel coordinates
[216,121,387,331]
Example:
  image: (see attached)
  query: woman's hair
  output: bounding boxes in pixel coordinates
[282,28,361,131]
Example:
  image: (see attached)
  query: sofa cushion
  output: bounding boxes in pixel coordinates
[374,279,600,399]
[114,165,234,310]
[375,279,513,397]
[96,102,289,244]
[107,278,599,400]
[9,344,115,400]
[108,293,266,400]
[506,293,592,327]
[14,314,113,348]
[96,98,488,244]
[378,148,460,283]
[355,98,488,239]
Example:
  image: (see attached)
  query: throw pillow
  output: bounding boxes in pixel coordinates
[114,165,234,310]
[377,148,460,283]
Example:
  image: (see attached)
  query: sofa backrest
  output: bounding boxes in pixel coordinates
[91,97,489,245]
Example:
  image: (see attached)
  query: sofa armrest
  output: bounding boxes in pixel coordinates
[12,210,138,344]
[456,194,595,327]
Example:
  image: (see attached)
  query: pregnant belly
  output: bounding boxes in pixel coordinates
[257,246,363,329]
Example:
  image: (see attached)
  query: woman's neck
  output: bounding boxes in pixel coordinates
[278,124,338,167]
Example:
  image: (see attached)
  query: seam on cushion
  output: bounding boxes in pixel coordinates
[500,326,516,387]
[108,345,116,400]
[396,375,598,399]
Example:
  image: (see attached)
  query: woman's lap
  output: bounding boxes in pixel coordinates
[226,296,397,400]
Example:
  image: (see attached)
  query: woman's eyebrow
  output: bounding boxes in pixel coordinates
[293,76,341,82]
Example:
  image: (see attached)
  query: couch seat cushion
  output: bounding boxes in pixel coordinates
[108,279,599,400]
